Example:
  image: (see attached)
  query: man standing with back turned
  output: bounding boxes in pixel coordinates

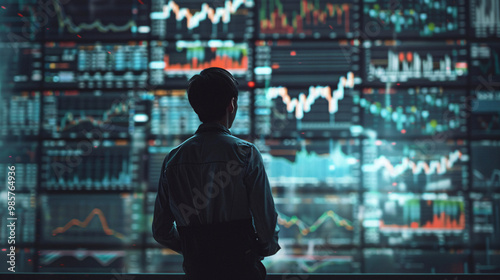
[152,67,280,280]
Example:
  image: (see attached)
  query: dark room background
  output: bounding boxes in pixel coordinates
[0,0,499,274]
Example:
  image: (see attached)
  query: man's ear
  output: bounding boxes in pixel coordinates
[227,97,236,113]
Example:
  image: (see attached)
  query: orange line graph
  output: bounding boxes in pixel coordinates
[52,208,124,240]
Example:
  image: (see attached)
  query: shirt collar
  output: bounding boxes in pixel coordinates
[195,122,231,135]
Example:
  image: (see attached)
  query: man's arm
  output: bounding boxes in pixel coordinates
[152,156,182,254]
[244,145,280,257]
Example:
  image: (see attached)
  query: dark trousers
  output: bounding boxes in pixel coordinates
[178,219,267,280]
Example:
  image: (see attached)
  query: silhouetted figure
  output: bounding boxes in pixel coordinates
[152,67,280,280]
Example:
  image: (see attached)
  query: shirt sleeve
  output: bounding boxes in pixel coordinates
[244,145,281,257]
[152,155,183,254]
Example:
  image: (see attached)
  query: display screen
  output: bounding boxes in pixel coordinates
[151,0,255,40]
[1,0,499,275]
[258,0,360,39]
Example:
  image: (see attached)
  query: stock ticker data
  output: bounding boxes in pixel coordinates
[0,0,500,275]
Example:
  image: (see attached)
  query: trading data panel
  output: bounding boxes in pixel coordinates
[150,40,252,87]
[42,90,143,139]
[44,0,150,40]
[41,140,139,191]
[469,0,500,38]
[363,192,469,248]
[255,40,360,87]
[151,0,255,40]
[44,41,149,89]
[363,40,468,86]
[255,86,361,138]
[362,139,469,193]
[363,0,467,38]
[471,90,500,137]
[256,138,361,191]
[258,0,360,39]
[274,194,359,247]
[146,89,250,137]
[0,42,42,90]
[360,87,467,138]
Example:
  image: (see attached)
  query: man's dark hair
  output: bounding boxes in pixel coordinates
[187,67,239,123]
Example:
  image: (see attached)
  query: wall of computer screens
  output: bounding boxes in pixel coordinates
[0,0,499,273]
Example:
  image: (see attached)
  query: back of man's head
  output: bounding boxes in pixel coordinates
[187,67,239,123]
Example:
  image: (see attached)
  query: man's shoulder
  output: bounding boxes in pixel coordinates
[178,133,254,148]
[224,134,260,155]
[226,134,255,147]
[165,133,259,164]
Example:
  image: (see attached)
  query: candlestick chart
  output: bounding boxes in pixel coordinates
[363,192,469,247]
[364,40,468,86]
[258,0,359,38]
